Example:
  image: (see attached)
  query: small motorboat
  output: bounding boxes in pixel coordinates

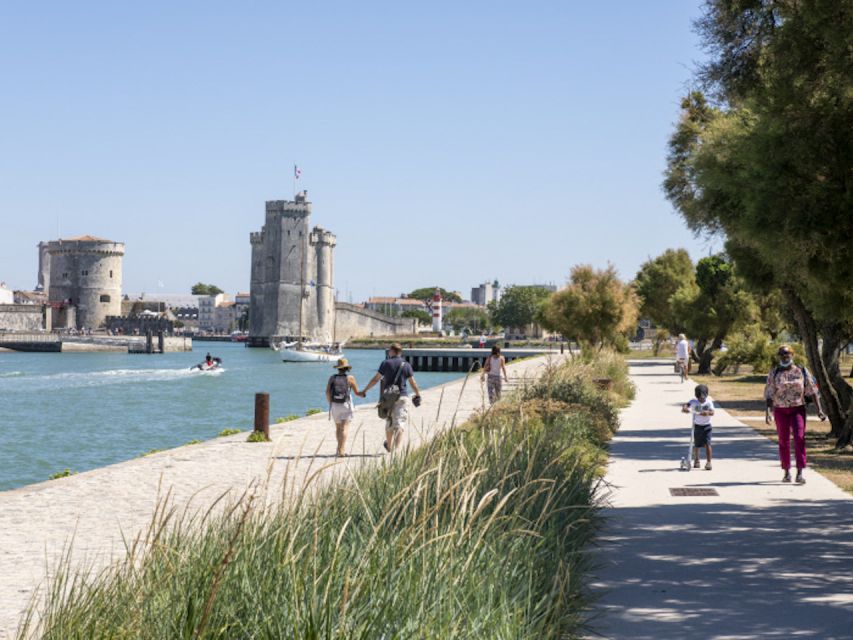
[191,354,223,371]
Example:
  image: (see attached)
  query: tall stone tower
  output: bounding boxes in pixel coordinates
[249,192,337,344]
[46,236,124,329]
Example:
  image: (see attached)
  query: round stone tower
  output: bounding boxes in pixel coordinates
[47,236,124,329]
[311,226,337,342]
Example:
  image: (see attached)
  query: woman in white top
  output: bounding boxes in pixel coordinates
[326,358,363,457]
[482,345,509,404]
[675,333,691,375]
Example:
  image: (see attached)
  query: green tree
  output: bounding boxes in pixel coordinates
[669,255,756,374]
[540,265,638,351]
[665,2,853,445]
[634,248,695,353]
[407,288,463,304]
[401,309,431,325]
[444,307,490,333]
[191,283,224,295]
[488,286,552,333]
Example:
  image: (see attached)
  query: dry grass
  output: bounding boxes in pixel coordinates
[691,363,853,495]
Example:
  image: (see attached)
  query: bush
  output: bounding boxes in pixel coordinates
[713,329,805,375]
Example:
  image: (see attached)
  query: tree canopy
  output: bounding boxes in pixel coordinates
[401,309,431,325]
[407,288,462,304]
[488,286,552,331]
[191,283,224,295]
[444,307,490,333]
[634,248,694,351]
[540,265,638,350]
[664,0,853,445]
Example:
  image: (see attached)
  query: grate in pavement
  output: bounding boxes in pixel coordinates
[670,487,719,497]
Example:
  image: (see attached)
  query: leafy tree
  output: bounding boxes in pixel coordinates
[407,288,462,304]
[665,1,853,445]
[191,283,224,295]
[540,265,638,351]
[669,255,757,374]
[444,307,490,333]
[634,249,695,353]
[401,309,431,325]
[488,286,552,333]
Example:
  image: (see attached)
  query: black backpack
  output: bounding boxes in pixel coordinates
[328,373,350,403]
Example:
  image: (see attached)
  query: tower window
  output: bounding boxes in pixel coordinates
[109,270,113,278]
[81,270,88,276]
[100,295,111,303]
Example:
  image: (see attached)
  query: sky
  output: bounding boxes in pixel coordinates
[0,1,721,302]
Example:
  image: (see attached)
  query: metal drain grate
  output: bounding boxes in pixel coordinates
[670,487,719,497]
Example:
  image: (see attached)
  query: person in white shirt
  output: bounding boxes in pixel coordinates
[682,383,715,469]
[675,333,691,376]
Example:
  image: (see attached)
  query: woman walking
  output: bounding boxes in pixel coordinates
[326,358,363,457]
[764,345,826,484]
[482,345,509,404]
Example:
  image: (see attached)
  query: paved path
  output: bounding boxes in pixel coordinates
[591,360,853,640]
[0,353,562,638]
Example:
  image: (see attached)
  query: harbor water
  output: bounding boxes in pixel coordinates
[0,343,462,491]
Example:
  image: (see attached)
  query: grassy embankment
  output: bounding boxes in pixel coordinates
[633,352,853,494]
[22,353,633,639]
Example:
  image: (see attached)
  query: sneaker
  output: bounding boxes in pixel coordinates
[693,460,700,468]
[782,470,791,483]
[796,470,805,484]
[383,441,390,452]
[705,462,712,470]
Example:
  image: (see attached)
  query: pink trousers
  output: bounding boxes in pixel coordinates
[774,405,807,470]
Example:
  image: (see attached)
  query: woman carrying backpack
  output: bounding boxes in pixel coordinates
[326,358,364,457]
[764,345,826,484]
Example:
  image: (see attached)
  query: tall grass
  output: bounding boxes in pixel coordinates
[21,355,631,639]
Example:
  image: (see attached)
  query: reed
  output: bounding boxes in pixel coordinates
[21,354,630,639]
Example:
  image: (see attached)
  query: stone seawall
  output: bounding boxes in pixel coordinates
[0,305,43,332]
[334,302,416,341]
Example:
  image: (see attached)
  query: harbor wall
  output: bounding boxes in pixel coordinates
[334,302,416,342]
[0,305,44,332]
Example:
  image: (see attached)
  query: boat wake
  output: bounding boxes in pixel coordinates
[3,367,224,390]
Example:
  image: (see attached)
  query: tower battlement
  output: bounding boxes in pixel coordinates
[249,231,264,245]
[310,226,337,247]
[265,197,311,218]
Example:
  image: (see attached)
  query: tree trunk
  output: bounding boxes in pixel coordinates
[783,288,852,445]
[697,335,724,374]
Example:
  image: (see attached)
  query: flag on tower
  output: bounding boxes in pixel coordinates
[294,165,302,180]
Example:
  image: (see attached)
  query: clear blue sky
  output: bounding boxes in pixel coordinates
[0,1,720,302]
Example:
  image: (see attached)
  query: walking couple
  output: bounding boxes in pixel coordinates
[325,343,422,457]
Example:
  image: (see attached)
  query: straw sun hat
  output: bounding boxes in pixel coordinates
[334,358,351,370]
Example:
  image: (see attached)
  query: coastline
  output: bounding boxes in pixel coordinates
[0,353,564,638]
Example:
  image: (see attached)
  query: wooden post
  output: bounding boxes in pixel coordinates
[254,392,270,440]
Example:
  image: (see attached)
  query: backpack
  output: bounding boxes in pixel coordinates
[328,373,350,404]
[378,360,407,419]
[772,365,815,404]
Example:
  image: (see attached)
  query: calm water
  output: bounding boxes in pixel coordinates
[0,343,461,491]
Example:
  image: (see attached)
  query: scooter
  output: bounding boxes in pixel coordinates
[680,405,695,471]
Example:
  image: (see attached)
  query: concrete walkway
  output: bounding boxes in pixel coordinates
[591,361,853,640]
[0,353,562,638]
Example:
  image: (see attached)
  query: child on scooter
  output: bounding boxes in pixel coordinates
[682,384,715,470]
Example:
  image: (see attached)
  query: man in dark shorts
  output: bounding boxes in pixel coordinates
[361,343,422,453]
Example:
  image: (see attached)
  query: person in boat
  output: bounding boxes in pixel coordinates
[192,353,222,370]
[325,358,364,457]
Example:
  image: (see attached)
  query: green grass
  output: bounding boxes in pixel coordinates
[245,430,270,443]
[48,469,75,480]
[304,408,323,416]
[276,415,299,423]
[217,428,241,437]
[22,353,630,639]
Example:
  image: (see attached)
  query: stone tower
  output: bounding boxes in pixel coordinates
[249,192,337,344]
[46,236,124,329]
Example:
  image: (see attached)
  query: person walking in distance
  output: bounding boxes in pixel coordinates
[361,343,422,453]
[325,358,363,457]
[482,345,509,404]
[764,345,826,484]
[675,333,691,377]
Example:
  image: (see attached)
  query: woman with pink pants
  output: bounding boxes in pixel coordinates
[764,345,826,484]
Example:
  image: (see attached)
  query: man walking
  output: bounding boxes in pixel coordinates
[361,343,422,453]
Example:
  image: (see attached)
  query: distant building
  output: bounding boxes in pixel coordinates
[0,282,12,305]
[213,301,238,333]
[43,235,125,329]
[199,293,227,331]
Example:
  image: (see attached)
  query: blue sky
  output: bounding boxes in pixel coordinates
[0,1,720,302]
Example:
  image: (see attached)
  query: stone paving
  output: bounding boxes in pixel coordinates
[590,360,853,640]
[0,352,562,638]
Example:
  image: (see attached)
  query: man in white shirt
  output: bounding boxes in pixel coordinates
[676,333,691,375]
